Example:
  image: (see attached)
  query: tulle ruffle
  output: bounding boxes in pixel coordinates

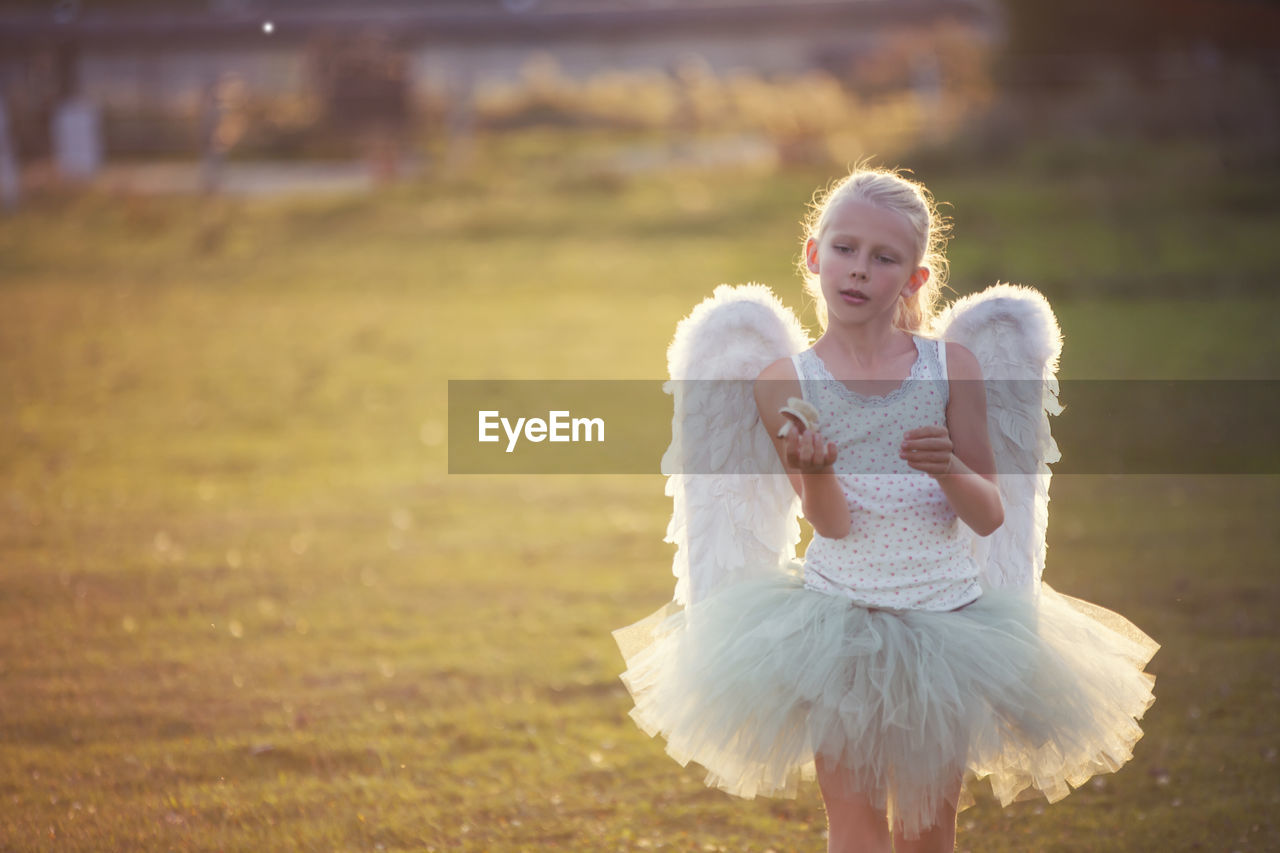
[613,574,1157,838]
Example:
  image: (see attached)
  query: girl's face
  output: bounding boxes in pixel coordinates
[805,199,928,331]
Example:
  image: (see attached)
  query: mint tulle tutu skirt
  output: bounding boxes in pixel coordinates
[613,573,1157,838]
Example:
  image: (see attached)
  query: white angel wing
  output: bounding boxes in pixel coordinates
[935,283,1064,596]
[661,283,811,606]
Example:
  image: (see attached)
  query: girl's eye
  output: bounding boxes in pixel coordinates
[877,255,896,264]
[835,245,852,254]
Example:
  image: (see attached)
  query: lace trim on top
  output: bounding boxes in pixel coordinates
[798,335,939,407]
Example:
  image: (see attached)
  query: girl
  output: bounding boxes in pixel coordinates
[615,167,1158,852]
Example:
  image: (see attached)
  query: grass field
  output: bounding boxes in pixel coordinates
[1,138,1278,851]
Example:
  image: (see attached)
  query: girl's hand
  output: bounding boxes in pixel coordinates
[900,426,954,477]
[785,427,838,473]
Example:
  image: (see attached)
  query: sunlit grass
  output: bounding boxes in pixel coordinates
[1,140,1278,850]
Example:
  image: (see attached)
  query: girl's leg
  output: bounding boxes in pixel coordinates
[890,770,963,853]
[815,753,891,853]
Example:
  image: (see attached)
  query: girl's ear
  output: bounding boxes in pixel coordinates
[902,265,930,297]
[804,237,820,273]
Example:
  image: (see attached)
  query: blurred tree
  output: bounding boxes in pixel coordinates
[1001,0,1280,59]
[306,29,410,182]
[991,0,1280,163]
[0,94,19,209]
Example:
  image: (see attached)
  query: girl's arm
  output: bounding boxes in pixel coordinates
[754,358,852,539]
[900,342,1004,536]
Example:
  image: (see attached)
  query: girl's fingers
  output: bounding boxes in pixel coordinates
[813,433,836,467]
[901,422,953,457]
[787,430,835,472]
[808,433,822,466]
[901,438,952,452]
[901,448,952,461]
[790,431,814,468]
[812,436,837,468]
[785,432,801,467]
[902,452,953,476]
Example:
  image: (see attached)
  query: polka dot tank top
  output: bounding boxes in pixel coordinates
[792,335,982,612]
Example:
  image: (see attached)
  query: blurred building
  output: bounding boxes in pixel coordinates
[0,0,997,157]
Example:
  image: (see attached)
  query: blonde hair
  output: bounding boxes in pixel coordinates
[799,165,950,332]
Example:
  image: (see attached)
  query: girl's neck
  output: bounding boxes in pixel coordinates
[816,322,916,372]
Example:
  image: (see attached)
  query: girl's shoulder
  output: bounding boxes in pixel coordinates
[755,355,800,383]
[943,341,982,381]
[920,336,981,382]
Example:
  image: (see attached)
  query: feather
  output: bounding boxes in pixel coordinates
[661,284,811,605]
[934,283,1064,595]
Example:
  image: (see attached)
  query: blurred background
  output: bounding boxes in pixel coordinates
[1,0,1276,194]
[1,1,1278,851]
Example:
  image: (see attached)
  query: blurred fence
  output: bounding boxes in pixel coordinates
[1,14,1276,174]
[93,52,1280,172]
[0,19,996,168]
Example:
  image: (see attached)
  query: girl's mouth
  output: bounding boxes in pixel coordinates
[839,289,869,304]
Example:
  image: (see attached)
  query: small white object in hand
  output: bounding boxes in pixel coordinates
[776,397,821,438]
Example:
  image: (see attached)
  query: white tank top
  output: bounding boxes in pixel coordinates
[791,335,982,612]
